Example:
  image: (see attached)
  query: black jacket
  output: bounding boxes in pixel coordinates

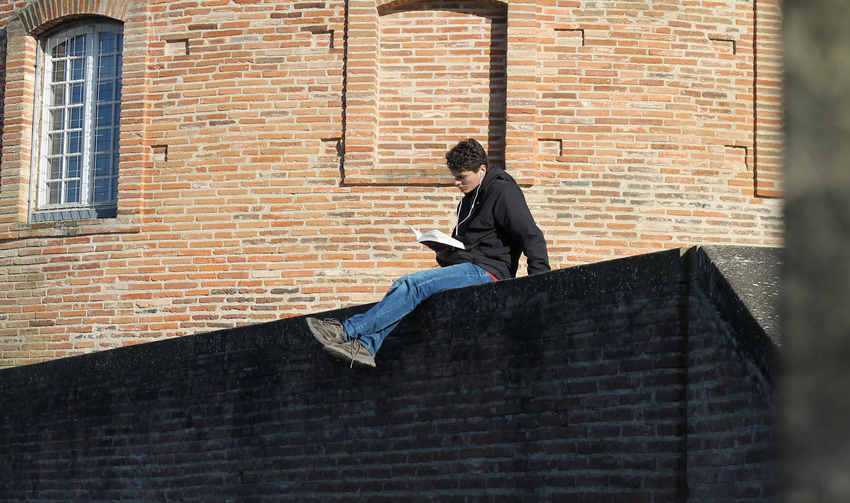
[437,166,550,280]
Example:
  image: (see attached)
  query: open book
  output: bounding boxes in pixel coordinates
[406,224,465,250]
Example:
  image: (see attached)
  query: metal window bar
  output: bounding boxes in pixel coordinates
[37,22,122,214]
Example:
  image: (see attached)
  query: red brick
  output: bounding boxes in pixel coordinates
[0,0,783,367]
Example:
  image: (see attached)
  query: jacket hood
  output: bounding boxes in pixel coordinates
[477,165,514,197]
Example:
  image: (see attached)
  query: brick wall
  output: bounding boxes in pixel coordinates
[0,0,784,367]
[686,288,776,501]
[376,1,508,172]
[0,248,778,501]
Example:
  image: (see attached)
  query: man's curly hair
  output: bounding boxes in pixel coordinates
[446,138,488,173]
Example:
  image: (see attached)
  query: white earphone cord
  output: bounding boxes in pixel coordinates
[455,172,483,234]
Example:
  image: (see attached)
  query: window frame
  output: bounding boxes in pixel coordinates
[32,19,123,223]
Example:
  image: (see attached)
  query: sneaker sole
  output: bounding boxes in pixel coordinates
[324,344,376,369]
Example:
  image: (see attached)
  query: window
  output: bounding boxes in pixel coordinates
[34,21,123,221]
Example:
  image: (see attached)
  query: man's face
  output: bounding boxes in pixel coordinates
[451,165,486,194]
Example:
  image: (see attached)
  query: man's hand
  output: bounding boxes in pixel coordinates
[431,244,455,262]
[425,242,452,253]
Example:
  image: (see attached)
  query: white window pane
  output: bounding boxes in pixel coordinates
[70,82,84,104]
[51,40,66,58]
[52,60,66,82]
[49,158,62,179]
[66,180,80,203]
[68,156,81,179]
[68,131,82,154]
[70,35,86,57]
[50,109,64,131]
[69,107,83,129]
[49,133,63,156]
[48,182,61,204]
[71,58,85,80]
[51,85,65,106]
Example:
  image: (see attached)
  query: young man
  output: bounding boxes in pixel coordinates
[306,138,550,368]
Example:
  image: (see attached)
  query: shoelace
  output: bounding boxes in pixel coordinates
[322,318,359,367]
[348,341,360,368]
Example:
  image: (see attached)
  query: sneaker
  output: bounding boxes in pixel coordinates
[324,340,376,369]
[306,317,346,347]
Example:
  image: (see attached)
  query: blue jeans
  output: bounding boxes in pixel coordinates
[343,263,495,356]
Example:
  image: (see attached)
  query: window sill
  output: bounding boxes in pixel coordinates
[31,206,118,223]
[0,210,140,242]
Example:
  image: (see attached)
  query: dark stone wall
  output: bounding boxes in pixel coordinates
[686,288,777,501]
[0,248,777,502]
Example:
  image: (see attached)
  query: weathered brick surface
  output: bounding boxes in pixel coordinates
[0,0,783,367]
[0,248,777,501]
[686,288,776,502]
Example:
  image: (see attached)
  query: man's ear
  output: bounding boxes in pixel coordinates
[479,165,487,178]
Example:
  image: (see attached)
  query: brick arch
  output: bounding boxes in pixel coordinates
[18,0,134,35]
[377,0,507,14]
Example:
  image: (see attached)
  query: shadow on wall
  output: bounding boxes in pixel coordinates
[0,246,779,501]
